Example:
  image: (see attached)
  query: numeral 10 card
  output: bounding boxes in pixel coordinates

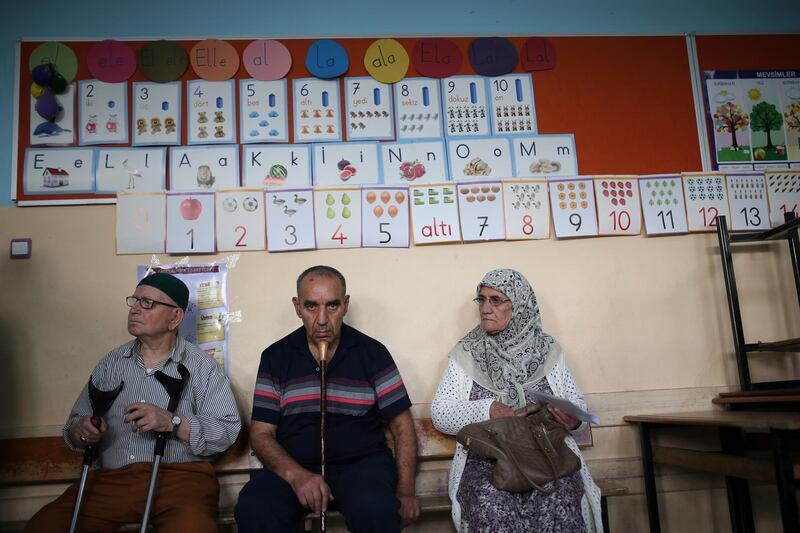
[594,176,642,236]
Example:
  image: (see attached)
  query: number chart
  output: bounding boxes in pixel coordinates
[409,183,461,244]
[502,180,551,240]
[215,189,266,251]
[166,191,216,254]
[639,174,688,235]
[293,78,342,142]
[239,79,289,143]
[187,80,236,144]
[456,180,506,241]
[265,188,316,252]
[394,78,443,140]
[313,187,362,248]
[594,176,642,236]
[132,81,181,146]
[488,74,536,135]
[78,80,128,145]
[548,178,598,238]
[682,172,731,232]
[362,186,410,248]
[726,173,770,231]
[442,76,490,137]
[765,170,800,227]
[345,77,394,141]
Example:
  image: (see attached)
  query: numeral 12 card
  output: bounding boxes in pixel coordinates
[682,172,731,231]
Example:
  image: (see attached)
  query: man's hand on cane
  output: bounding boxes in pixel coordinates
[287,468,334,513]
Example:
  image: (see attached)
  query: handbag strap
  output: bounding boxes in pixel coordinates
[489,420,560,495]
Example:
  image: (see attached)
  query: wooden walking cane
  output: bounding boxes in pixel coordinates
[317,340,329,533]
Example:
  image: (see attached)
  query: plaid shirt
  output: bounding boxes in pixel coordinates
[63,334,240,470]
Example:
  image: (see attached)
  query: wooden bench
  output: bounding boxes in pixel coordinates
[1,419,628,532]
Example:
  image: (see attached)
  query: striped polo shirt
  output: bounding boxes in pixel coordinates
[252,324,411,467]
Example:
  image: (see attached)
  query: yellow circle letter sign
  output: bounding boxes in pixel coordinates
[364,39,409,84]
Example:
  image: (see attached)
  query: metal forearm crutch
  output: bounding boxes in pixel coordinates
[317,341,329,533]
[139,364,189,533]
[69,377,124,533]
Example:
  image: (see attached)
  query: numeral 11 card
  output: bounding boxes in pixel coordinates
[548,178,598,238]
[639,174,688,235]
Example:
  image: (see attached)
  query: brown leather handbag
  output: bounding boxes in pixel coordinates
[456,404,581,493]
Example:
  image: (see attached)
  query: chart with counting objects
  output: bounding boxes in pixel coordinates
[362,187,410,247]
[215,189,266,252]
[639,175,688,235]
[116,192,166,254]
[345,77,394,141]
[548,178,598,238]
[765,171,800,227]
[78,80,128,145]
[442,76,490,137]
[457,181,505,241]
[293,78,341,142]
[594,176,642,236]
[132,82,181,146]
[502,180,550,240]
[409,184,461,244]
[187,80,236,144]
[682,172,731,231]
[166,191,216,254]
[394,78,443,140]
[488,74,536,135]
[239,79,289,143]
[726,173,770,231]
[265,188,316,252]
[313,188,362,249]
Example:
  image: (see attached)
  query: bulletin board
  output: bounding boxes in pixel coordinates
[13,36,702,205]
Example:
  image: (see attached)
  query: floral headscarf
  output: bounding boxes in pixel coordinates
[455,269,558,407]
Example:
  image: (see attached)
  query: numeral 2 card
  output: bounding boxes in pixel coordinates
[79,80,128,145]
[594,176,642,236]
[726,173,770,231]
[548,178,598,238]
[640,175,688,235]
[682,172,731,231]
[215,189,266,251]
[503,180,550,240]
[314,188,362,249]
[266,188,316,252]
[457,181,505,241]
[116,192,166,254]
[166,191,216,254]
[362,187,410,248]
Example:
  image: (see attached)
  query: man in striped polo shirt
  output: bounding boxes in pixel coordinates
[26,272,241,532]
[236,265,420,532]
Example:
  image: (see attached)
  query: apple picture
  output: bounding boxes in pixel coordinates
[180,198,202,220]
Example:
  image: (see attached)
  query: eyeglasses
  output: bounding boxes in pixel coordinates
[126,296,179,310]
[473,295,511,307]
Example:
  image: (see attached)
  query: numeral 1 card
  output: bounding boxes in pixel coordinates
[362,187,410,248]
[456,181,505,241]
[266,188,316,252]
[166,191,216,254]
[594,176,642,236]
[502,180,550,240]
[548,178,598,238]
[314,188,362,249]
[726,173,770,231]
[215,189,266,251]
[639,174,688,235]
[682,172,731,231]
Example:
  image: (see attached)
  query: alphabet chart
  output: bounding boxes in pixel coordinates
[239,79,288,143]
[488,74,536,135]
[726,173,770,231]
[394,78,443,140]
[78,80,128,145]
[380,140,449,185]
[312,142,381,187]
[594,176,642,236]
[116,192,166,254]
[242,144,312,189]
[23,147,96,194]
[265,188,316,252]
[639,175,688,235]
[95,147,166,193]
[442,76,490,137]
[548,178,598,238]
[361,186,410,247]
[448,137,514,181]
[215,189,266,251]
[187,80,236,144]
[765,170,800,227]
[313,187,362,249]
[502,180,551,240]
[166,191,216,254]
[457,180,506,241]
[512,135,578,178]
[132,81,181,146]
[293,78,342,142]
[345,77,394,141]
[409,183,461,244]
[30,83,75,146]
[169,146,239,190]
[682,172,731,231]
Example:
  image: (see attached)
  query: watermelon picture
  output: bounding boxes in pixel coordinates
[264,164,288,185]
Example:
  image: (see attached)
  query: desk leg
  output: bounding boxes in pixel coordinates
[771,429,799,533]
[719,428,754,533]
[639,423,661,533]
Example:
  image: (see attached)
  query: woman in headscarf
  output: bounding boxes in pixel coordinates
[432,269,602,532]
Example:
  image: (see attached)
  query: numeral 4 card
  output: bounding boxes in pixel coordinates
[682,172,731,231]
[548,178,598,238]
[314,188,362,249]
[639,175,688,235]
[502,180,550,240]
[594,176,642,236]
[726,173,770,231]
[362,187,410,248]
